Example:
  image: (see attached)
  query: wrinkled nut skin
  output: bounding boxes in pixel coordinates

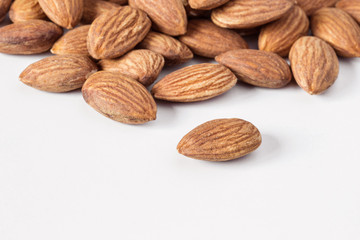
[289,36,339,95]
[20,55,98,93]
[179,19,248,58]
[296,0,338,15]
[0,20,63,55]
[177,118,262,161]
[0,0,11,22]
[188,0,230,10]
[336,0,360,24]
[82,0,121,24]
[216,49,292,88]
[82,71,157,124]
[9,0,47,23]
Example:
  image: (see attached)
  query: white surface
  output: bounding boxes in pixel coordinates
[1,34,360,239]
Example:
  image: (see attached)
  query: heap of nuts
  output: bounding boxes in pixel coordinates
[0,0,359,161]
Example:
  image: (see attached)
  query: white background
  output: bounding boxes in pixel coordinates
[1,22,360,239]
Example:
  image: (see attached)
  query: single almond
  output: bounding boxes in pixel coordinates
[296,0,338,15]
[179,19,248,58]
[51,25,90,56]
[82,71,157,124]
[99,49,165,87]
[258,5,309,57]
[82,0,120,24]
[336,0,360,24]
[20,55,98,92]
[289,36,339,95]
[138,31,193,65]
[129,0,187,36]
[177,118,262,161]
[311,7,360,57]
[0,20,63,55]
[216,49,292,88]
[38,0,83,29]
[9,0,47,23]
[188,0,229,10]
[211,0,294,29]
[87,6,151,60]
[0,0,11,22]
[151,63,237,102]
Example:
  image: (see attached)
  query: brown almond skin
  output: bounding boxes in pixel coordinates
[289,36,339,95]
[311,8,360,57]
[177,118,262,161]
[151,63,237,102]
[82,71,157,124]
[216,49,292,88]
[138,31,193,65]
[99,49,165,87]
[88,6,151,60]
[336,0,360,24]
[129,0,187,36]
[82,0,121,24]
[20,55,98,93]
[0,0,11,22]
[51,25,90,56]
[189,0,230,10]
[211,0,294,29]
[179,19,248,58]
[38,0,84,29]
[107,0,127,4]
[259,6,309,57]
[9,0,47,23]
[0,20,63,55]
[296,0,338,15]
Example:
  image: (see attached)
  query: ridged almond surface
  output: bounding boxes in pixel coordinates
[51,25,90,56]
[211,0,294,29]
[296,0,338,15]
[189,0,229,10]
[0,0,11,22]
[289,36,339,95]
[20,55,98,92]
[0,20,63,55]
[336,0,360,24]
[82,0,120,24]
[215,49,292,88]
[177,118,262,161]
[129,0,187,36]
[99,49,165,87]
[138,31,193,65]
[38,0,83,29]
[9,0,47,23]
[259,6,309,57]
[151,63,237,102]
[311,8,360,57]
[87,6,151,60]
[82,71,157,124]
[179,19,248,58]
[107,0,127,4]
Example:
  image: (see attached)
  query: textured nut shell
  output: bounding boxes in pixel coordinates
[0,20,63,55]
[0,0,11,22]
[311,8,360,57]
[177,118,262,161]
[99,49,165,86]
[151,63,237,102]
[107,0,127,4]
[38,0,83,29]
[87,6,151,60]
[336,0,360,24]
[179,19,248,58]
[9,0,47,23]
[189,0,229,10]
[138,31,193,65]
[82,71,157,124]
[296,0,338,15]
[258,6,309,57]
[82,0,120,24]
[129,0,187,36]
[20,55,98,92]
[211,0,294,29]
[289,36,339,95]
[216,49,292,88]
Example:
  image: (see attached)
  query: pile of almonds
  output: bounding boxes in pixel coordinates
[0,0,359,161]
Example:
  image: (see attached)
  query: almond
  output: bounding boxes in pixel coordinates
[188,0,230,10]
[0,0,11,22]
[179,19,248,58]
[106,0,127,4]
[129,0,187,36]
[82,0,120,24]
[215,49,292,88]
[336,0,360,24]
[0,20,63,55]
[99,49,165,87]
[177,118,262,161]
[51,25,90,56]
[151,63,237,102]
[311,7,360,57]
[38,0,83,29]
[296,0,338,15]
[138,31,193,65]
[211,0,294,29]
[20,55,98,93]
[258,6,309,57]
[82,71,157,124]
[87,6,151,60]
[9,0,47,23]
[289,36,339,95]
